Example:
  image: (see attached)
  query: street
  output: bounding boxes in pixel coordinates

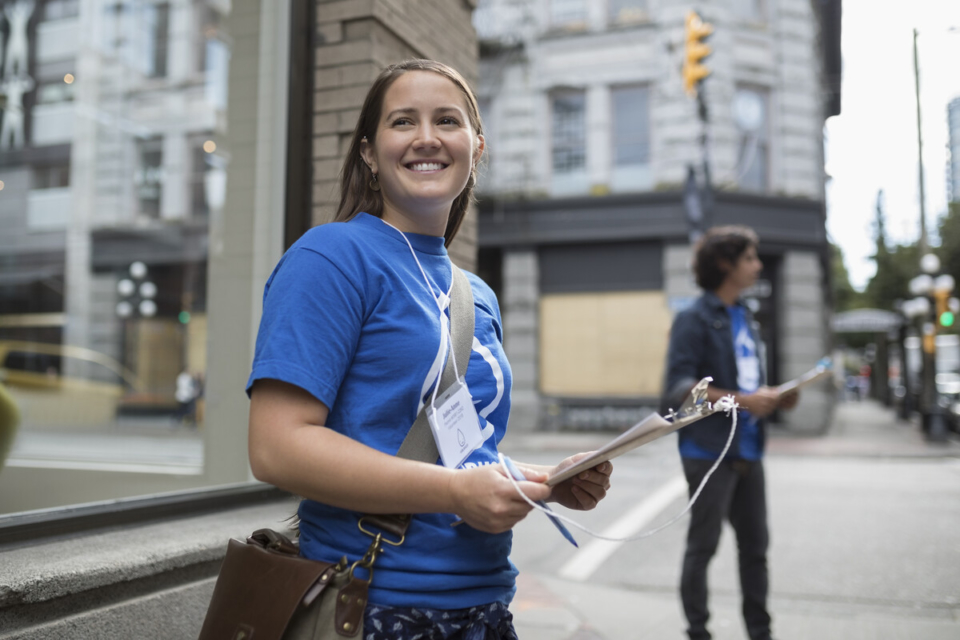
[501,400,960,639]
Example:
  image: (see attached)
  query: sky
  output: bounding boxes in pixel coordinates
[824,0,960,290]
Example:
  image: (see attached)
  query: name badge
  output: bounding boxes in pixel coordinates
[427,377,484,468]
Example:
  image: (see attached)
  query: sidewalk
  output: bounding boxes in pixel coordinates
[767,398,960,458]
[508,400,960,640]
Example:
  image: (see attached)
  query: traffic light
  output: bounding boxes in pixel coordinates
[935,290,958,328]
[683,10,713,97]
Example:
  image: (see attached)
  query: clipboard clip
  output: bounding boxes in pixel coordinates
[666,376,713,422]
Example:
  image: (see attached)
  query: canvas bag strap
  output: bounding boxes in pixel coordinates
[359,268,473,540]
[396,266,474,463]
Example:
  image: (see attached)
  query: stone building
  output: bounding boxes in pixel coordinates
[473,0,842,433]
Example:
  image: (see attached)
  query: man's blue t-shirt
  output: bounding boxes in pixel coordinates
[680,303,762,461]
[246,212,515,609]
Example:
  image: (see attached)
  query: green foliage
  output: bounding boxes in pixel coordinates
[938,202,960,291]
[860,192,918,312]
[863,242,919,311]
[855,201,958,333]
[830,242,862,311]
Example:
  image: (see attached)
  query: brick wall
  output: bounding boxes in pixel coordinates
[313,0,479,270]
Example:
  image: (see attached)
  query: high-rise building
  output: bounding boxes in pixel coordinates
[948,97,960,204]
[474,0,842,432]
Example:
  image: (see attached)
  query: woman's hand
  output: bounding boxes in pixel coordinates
[539,453,613,511]
[447,464,550,534]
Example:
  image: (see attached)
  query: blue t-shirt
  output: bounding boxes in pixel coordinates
[246,212,515,609]
[680,303,762,461]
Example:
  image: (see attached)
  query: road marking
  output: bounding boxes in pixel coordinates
[557,475,687,582]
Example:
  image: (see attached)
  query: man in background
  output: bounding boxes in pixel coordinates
[662,225,798,640]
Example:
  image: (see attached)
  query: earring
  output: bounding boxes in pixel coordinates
[369,173,381,192]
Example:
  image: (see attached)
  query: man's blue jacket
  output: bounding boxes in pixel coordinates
[661,291,767,456]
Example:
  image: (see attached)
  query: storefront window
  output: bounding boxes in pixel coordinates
[0,0,293,515]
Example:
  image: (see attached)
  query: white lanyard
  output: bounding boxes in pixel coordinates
[380,219,462,407]
[501,396,740,542]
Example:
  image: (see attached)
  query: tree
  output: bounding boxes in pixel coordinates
[863,242,919,312]
[861,193,926,312]
[938,201,960,291]
[873,190,889,261]
[830,242,861,311]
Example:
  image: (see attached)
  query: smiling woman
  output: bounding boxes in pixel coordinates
[243,59,613,639]
[334,60,485,245]
[358,70,484,237]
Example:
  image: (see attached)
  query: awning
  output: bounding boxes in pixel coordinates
[831,309,903,333]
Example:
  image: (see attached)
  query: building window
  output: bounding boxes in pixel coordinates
[31,164,71,190]
[0,0,301,518]
[136,137,164,217]
[143,2,170,78]
[734,87,769,192]
[608,0,647,24]
[550,0,587,28]
[735,0,765,22]
[551,91,586,174]
[190,134,226,218]
[204,40,230,110]
[612,86,650,166]
[42,0,80,21]
[36,80,76,105]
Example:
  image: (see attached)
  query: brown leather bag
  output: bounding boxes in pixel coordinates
[198,269,475,640]
[198,520,408,640]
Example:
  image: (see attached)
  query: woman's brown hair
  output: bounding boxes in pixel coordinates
[334,59,484,247]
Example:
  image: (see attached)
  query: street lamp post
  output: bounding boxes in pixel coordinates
[905,253,957,443]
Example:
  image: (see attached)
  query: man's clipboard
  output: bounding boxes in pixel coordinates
[774,356,833,397]
[546,377,720,487]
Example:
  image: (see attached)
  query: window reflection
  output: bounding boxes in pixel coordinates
[0,0,231,482]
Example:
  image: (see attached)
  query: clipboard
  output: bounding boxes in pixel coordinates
[774,356,833,397]
[545,377,721,487]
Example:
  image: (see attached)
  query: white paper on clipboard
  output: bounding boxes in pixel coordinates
[545,377,720,487]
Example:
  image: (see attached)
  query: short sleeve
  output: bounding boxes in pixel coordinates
[246,246,364,408]
[465,272,503,342]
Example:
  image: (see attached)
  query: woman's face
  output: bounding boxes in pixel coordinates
[360,71,484,236]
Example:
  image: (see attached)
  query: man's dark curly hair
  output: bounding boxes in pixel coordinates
[692,225,760,291]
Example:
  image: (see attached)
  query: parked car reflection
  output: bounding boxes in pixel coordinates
[0,340,142,428]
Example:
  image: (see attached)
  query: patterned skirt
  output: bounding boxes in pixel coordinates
[362,601,519,640]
